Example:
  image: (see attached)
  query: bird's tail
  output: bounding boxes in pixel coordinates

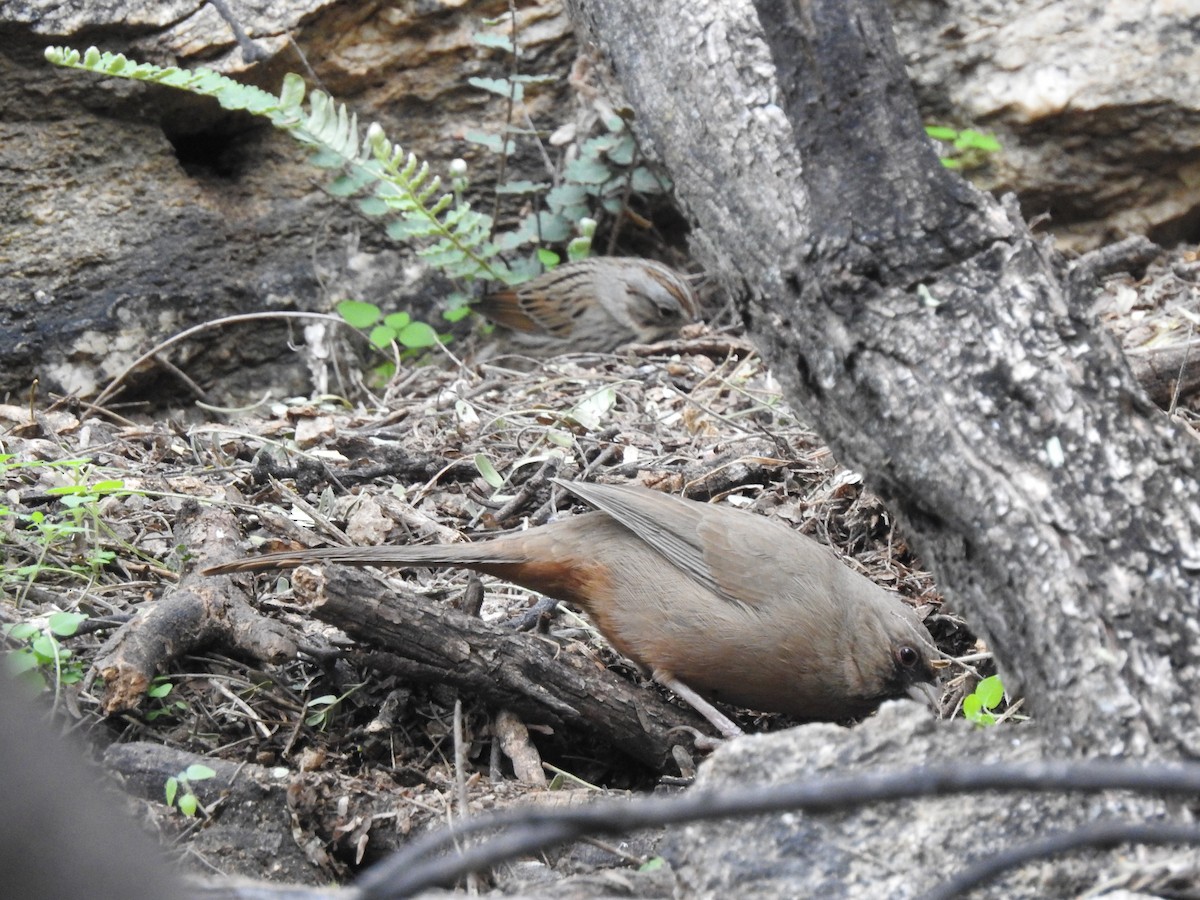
[203,542,524,576]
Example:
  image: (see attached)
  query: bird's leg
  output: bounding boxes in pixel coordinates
[654,671,744,738]
[509,595,561,632]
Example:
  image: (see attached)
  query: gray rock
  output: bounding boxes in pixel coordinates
[891,0,1200,250]
[667,703,1194,898]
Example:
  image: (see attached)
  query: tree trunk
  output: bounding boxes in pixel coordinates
[563,0,1200,756]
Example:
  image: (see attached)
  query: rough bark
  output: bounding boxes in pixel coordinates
[563,0,1200,756]
[299,564,711,771]
[92,502,299,714]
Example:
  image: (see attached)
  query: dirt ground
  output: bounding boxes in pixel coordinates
[0,246,1195,892]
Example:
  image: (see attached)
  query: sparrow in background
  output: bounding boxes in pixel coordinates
[474,257,699,356]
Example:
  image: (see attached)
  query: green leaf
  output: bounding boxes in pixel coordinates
[536,249,561,269]
[605,133,636,166]
[467,76,522,102]
[185,764,216,781]
[563,155,612,185]
[165,777,178,806]
[382,311,412,331]
[87,549,117,568]
[6,648,40,677]
[496,180,549,194]
[178,793,198,817]
[368,324,397,349]
[358,196,390,217]
[47,612,87,636]
[147,681,173,699]
[337,300,382,328]
[279,73,306,108]
[545,182,588,211]
[535,213,572,242]
[31,634,59,662]
[474,454,504,489]
[581,133,621,155]
[326,171,371,197]
[976,675,1005,710]
[58,493,97,508]
[307,148,345,170]
[955,129,1001,152]
[962,693,995,726]
[472,32,515,53]
[629,167,668,193]
[397,321,439,349]
[924,125,959,141]
[463,130,515,154]
[569,387,616,431]
[5,622,38,641]
[566,237,592,262]
[386,217,438,240]
[46,484,88,496]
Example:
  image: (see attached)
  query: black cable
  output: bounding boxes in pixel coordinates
[922,821,1200,900]
[351,759,1200,898]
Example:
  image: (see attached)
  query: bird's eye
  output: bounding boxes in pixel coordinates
[627,292,679,324]
[896,645,919,668]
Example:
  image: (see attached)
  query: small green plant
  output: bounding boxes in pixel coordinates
[165,763,217,817]
[304,683,363,730]
[145,677,190,722]
[962,674,1005,726]
[468,12,663,257]
[304,694,341,729]
[2,612,88,690]
[925,125,1001,170]
[0,455,136,592]
[335,299,448,382]
[474,453,505,491]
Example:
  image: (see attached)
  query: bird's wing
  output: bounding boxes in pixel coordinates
[554,479,830,612]
[474,289,582,338]
[472,289,546,334]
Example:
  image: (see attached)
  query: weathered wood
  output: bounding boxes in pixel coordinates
[297,564,710,771]
[92,502,298,713]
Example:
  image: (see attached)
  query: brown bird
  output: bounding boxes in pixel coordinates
[474,257,699,356]
[205,479,944,735]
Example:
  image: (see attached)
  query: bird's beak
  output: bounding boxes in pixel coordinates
[907,680,942,714]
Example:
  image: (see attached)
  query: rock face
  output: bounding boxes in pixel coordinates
[890,0,1200,251]
[668,703,1193,899]
[0,0,575,403]
[1,0,1196,398]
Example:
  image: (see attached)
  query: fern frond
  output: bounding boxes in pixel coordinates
[46,45,514,285]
